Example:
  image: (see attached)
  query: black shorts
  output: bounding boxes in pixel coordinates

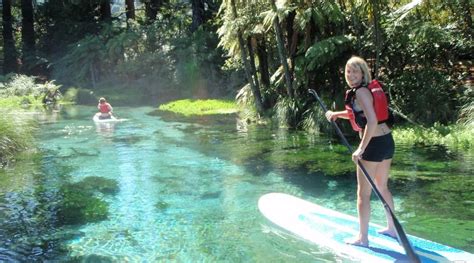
[362,133,395,162]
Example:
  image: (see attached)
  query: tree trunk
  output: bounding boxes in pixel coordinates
[256,37,270,90]
[338,0,346,10]
[286,11,295,54]
[349,0,362,51]
[270,0,293,98]
[100,0,111,21]
[145,0,163,22]
[303,17,315,51]
[460,0,472,36]
[304,19,317,96]
[2,0,18,74]
[370,0,381,78]
[256,37,271,108]
[229,0,264,115]
[21,0,35,70]
[125,0,135,20]
[190,0,205,32]
[247,36,261,95]
[287,11,298,75]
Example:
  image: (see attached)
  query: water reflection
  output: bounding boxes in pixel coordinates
[95,121,116,136]
[34,104,62,124]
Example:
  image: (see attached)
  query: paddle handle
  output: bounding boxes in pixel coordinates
[308,89,354,153]
[308,88,420,263]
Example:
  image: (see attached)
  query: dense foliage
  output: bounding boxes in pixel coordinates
[218,0,472,128]
[1,0,472,125]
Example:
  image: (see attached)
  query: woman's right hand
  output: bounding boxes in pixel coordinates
[325,111,337,122]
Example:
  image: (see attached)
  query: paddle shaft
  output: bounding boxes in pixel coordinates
[308,89,420,263]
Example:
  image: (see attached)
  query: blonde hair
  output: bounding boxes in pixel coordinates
[345,56,372,86]
[99,97,106,103]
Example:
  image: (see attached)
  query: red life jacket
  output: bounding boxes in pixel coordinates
[344,79,389,132]
[99,103,110,113]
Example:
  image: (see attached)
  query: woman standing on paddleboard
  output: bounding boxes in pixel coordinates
[325,56,395,247]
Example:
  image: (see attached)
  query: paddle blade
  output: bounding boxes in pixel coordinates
[387,208,421,262]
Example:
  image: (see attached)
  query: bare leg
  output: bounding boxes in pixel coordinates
[346,160,378,247]
[374,159,396,238]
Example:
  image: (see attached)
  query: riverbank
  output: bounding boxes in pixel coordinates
[158,98,474,151]
[0,111,36,167]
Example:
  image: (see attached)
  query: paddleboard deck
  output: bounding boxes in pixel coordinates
[92,115,127,123]
[258,193,474,263]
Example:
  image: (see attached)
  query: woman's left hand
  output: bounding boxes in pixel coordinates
[352,148,364,163]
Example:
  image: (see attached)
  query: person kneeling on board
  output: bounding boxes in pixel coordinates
[97,97,114,120]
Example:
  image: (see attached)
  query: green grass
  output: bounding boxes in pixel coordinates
[0,113,36,164]
[158,99,238,116]
[0,95,43,108]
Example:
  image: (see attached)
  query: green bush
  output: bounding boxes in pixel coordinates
[388,68,456,125]
[0,74,49,99]
[0,74,63,107]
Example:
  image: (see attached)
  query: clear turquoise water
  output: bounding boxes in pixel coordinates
[0,105,472,262]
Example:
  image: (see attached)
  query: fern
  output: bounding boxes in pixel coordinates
[304,35,353,71]
[458,100,474,127]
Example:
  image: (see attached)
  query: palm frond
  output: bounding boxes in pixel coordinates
[458,100,474,126]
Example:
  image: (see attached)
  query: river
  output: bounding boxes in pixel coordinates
[0,105,472,262]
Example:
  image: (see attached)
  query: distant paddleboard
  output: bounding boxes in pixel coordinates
[258,193,474,263]
[92,114,127,123]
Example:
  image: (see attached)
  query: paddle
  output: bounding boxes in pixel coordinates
[308,88,421,263]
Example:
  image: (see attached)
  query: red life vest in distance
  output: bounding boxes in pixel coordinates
[99,103,110,113]
[344,79,389,132]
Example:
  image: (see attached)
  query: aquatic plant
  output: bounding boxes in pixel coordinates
[155,200,170,211]
[74,176,119,195]
[56,176,118,225]
[158,99,238,116]
[401,176,474,251]
[57,185,109,225]
[0,114,36,166]
[393,124,474,150]
[0,181,85,261]
[267,146,353,176]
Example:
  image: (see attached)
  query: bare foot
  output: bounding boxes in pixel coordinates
[345,238,369,247]
[378,228,397,239]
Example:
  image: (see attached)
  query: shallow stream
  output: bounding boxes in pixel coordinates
[0,105,472,262]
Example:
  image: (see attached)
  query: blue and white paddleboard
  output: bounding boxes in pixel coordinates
[258,193,474,263]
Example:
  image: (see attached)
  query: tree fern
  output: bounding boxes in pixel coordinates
[303,35,353,71]
[457,100,474,127]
